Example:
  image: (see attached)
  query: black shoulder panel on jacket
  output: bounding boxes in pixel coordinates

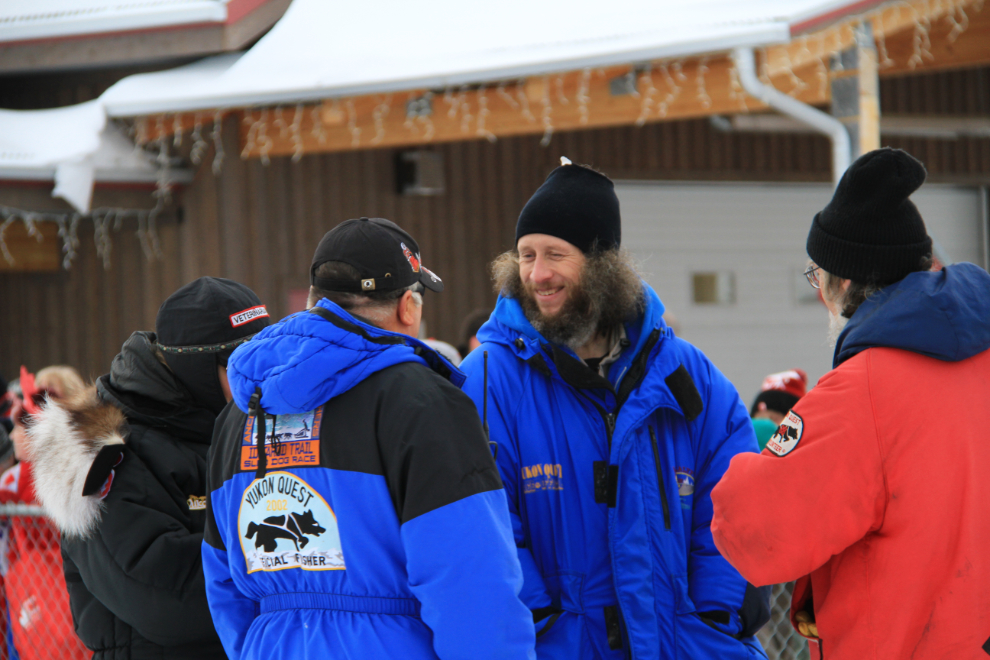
[370,363,504,523]
[206,401,247,551]
[551,345,614,392]
[617,329,660,407]
[525,353,552,377]
[665,364,704,422]
[209,362,502,527]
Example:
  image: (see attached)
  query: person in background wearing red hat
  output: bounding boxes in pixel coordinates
[0,366,88,660]
[712,148,990,659]
[749,369,808,451]
[24,277,271,660]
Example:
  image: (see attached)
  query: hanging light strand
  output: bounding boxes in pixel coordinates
[0,205,166,270]
[636,65,658,126]
[371,96,392,146]
[212,110,225,175]
[577,68,592,125]
[696,57,712,109]
[190,113,208,165]
[539,76,554,147]
[290,103,305,161]
[476,85,497,142]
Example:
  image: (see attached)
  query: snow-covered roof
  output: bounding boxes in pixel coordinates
[0,0,228,44]
[101,0,884,116]
[0,0,887,209]
[0,101,189,213]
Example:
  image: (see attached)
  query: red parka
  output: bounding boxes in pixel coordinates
[712,264,990,659]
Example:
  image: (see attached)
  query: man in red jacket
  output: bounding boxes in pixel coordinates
[711,148,990,659]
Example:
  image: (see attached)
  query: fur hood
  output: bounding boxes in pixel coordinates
[25,385,126,538]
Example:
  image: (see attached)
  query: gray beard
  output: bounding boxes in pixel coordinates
[529,309,600,351]
[828,310,848,349]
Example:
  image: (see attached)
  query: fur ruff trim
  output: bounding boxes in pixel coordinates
[25,386,126,538]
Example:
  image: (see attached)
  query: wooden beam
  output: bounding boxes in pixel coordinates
[875,0,990,75]
[234,57,841,158]
[765,0,973,77]
[0,221,60,273]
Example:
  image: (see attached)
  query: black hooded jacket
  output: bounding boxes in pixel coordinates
[29,332,227,660]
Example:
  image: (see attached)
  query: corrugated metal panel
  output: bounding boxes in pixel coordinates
[3,67,990,379]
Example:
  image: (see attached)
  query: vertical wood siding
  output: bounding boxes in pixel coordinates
[2,68,989,379]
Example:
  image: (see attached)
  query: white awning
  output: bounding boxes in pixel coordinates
[102,0,884,117]
[0,0,227,44]
[0,101,189,213]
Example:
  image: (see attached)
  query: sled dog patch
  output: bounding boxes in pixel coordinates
[241,409,321,471]
[766,411,804,457]
[239,471,345,573]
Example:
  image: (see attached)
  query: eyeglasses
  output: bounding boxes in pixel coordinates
[804,264,821,290]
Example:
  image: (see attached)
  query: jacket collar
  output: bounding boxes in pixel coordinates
[228,299,462,415]
[834,263,990,367]
[480,282,685,413]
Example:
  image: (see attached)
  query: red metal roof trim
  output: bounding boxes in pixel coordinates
[790,0,887,35]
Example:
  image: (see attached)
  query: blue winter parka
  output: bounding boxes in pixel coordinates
[203,299,536,660]
[460,283,768,660]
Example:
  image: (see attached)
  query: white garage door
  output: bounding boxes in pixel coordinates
[615,181,988,404]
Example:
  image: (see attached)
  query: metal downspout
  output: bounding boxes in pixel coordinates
[732,47,851,186]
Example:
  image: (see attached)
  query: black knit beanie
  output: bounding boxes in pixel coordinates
[516,158,621,253]
[807,148,932,284]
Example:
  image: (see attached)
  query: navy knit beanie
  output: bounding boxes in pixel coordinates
[516,158,621,253]
[807,148,932,284]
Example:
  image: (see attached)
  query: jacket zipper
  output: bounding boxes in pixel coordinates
[605,412,616,451]
[648,426,671,530]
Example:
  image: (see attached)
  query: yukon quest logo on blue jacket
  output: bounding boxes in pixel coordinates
[238,471,345,573]
[522,463,563,494]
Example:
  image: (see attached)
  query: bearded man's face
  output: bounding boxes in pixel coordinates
[492,235,645,350]
[517,234,586,317]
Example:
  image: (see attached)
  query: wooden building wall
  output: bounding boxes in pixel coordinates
[2,65,989,381]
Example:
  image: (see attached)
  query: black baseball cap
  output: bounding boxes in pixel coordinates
[310,217,444,293]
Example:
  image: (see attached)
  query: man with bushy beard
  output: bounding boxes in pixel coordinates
[711,149,990,660]
[460,158,770,660]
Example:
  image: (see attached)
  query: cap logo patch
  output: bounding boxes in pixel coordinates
[230,305,269,328]
[766,410,804,457]
[361,279,375,290]
[401,243,421,273]
[421,266,441,284]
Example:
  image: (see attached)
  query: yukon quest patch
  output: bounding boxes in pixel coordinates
[241,409,321,471]
[766,410,804,457]
[238,471,345,573]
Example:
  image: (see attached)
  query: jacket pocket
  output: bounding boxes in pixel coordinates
[648,426,671,530]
